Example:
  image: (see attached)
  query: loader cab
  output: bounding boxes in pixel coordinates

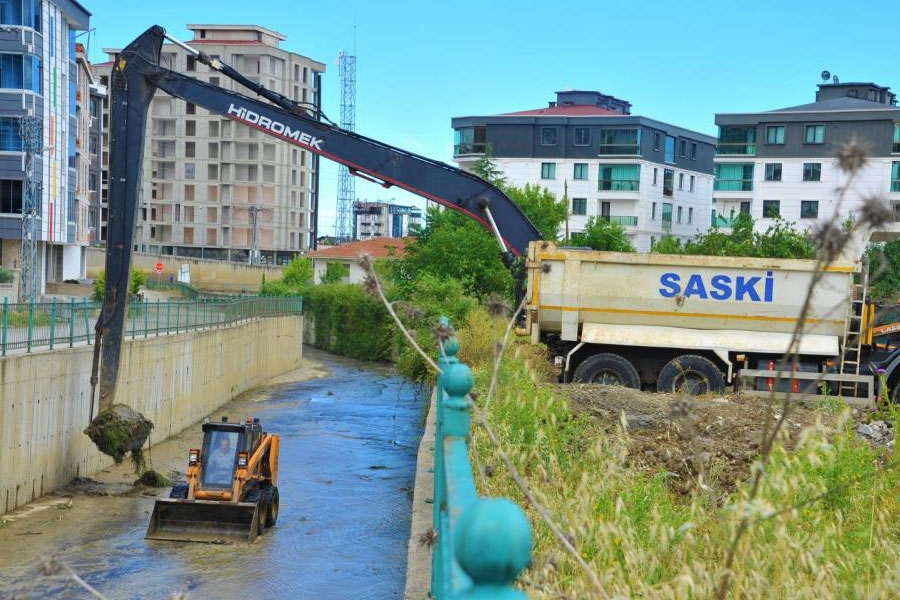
[199,420,262,489]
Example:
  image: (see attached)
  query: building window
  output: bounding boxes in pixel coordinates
[679,140,686,157]
[185,120,196,136]
[0,54,41,93]
[801,200,819,218]
[540,162,556,179]
[0,0,41,30]
[653,168,658,185]
[89,136,98,155]
[740,201,751,214]
[765,125,785,145]
[691,142,697,160]
[185,141,195,158]
[662,168,674,197]
[186,55,196,71]
[184,163,195,180]
[891,162,900,192]
[573,127,590,146]
[598,164,640,191]
[599,129,641,155]
[0,116,24,150]
[600,201,611,220]
[717,126,756,155]
[804,124,825,144]
[763,200,780,218]
[454,126,486,155]
[678,173,684,190]
[654,132,661,151]
[677,206,683,223]
[573,163,588,180]
[540,127,558,146]
[688,207,693,224]
[209,121,219,137]
[664,135,676,163]
[803,162,822,181]
[893,124,900,154]
[0,178,22,213]
[651,202,657,219]
[764,163,782,181]
[571,197,587,215]
[714,163,754,191]
[186,102,196,115]
[662,203,673,228]
[689,175,695,192]
[88,172,97,192]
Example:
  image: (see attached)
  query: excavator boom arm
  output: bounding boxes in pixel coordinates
[96,26,540,409]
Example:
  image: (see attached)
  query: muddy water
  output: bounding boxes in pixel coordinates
[0,350,424,599]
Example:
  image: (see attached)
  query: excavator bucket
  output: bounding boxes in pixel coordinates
[146,498,261,543]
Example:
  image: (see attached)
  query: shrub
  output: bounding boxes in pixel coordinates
[93,269,147,301]
[303,283,393,361]
[0,267,13,284]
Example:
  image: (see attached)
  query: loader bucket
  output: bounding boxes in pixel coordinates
[146,498,261,543]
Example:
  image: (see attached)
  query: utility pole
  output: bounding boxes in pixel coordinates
[248,205,260,265]
[563,179,570,242]
[20,115,40,301]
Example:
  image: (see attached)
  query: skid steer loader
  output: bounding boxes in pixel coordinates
[146,416,280,543]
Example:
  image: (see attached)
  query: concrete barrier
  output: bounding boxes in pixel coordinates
[85,247,284,293]
[0,315,303,515]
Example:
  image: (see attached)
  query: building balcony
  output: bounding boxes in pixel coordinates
[713,179,753,192]
[606,215,638,228]
[453,142,486,157]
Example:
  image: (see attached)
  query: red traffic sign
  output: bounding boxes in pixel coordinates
[155,262,163,274]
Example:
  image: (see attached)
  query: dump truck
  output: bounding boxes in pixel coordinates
[146,416,280,543]
[522,241,896,404]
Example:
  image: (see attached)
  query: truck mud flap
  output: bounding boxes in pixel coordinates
[146,498,261,543]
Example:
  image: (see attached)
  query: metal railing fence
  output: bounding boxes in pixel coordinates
[0,296,302,356]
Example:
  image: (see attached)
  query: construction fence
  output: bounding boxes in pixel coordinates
[0,296,303,355]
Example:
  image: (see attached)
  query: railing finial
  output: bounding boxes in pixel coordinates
[455,498,532,594]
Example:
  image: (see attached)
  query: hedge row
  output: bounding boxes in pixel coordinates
[302,283,394,361]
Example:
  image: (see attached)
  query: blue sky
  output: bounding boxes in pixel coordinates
[84,0,900,235]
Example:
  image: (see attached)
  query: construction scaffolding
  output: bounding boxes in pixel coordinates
[19,115,40,301]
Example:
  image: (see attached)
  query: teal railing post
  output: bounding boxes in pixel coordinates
[130,299,137,340]
[83,299,91,344]
[1,297,7,356]
[166,300,171,334]
[49,297,57,349]
[144,298,149,338]
[26,298,34,353]
[155,298,160,336]
[68,297,75,347]
[175,301,180,334]
[432,318,532,600]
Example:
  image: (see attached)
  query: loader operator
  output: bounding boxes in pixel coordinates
[204,432,238,486]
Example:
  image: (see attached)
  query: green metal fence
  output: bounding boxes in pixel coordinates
[431,318,532,598]
[0,296,302,356]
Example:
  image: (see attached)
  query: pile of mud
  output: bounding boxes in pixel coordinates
[564,384,827,498]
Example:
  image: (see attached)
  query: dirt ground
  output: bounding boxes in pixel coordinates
[563,384,835,498]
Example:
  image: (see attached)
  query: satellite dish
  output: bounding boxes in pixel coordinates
[832,75,840,84]
[821,70,831,82]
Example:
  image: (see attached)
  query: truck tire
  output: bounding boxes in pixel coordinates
[169,483,188,499]
[266,487,279,527]
[572,353,640,388]
[657,355,725,395]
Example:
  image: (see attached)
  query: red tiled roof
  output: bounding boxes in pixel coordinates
[499,105,623,117]
[307,237,408,259]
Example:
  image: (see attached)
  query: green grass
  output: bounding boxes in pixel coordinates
[458,308,900,598]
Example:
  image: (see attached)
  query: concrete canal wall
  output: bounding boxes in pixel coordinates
[0,315,303,515]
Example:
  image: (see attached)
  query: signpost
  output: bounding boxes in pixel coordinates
[156,262,163,286]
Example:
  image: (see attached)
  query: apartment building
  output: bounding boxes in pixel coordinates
[94,24,326,264]
[713,81,900,232]
[353,200,422,240]
[87,77,106,244]
[0,0,91,292]
[451,90,716,252]
[73,41,91,248]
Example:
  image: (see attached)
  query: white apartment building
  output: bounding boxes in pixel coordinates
[452,90,717,252]
[94,24,326,265]
[713,82,900,237]
[353,200,422,240]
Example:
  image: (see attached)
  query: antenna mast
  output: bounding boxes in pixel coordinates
[335,48,356,242]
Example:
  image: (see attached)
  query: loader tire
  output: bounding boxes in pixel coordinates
[657,355,725,395]
[257,495,267,535]
[572,353,640,388]
[169,483,188,499]
[266,487,279,527]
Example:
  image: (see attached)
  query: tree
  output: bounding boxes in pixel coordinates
[569,217,636,252]
[391,204,513,299]
[867,240,900,302]
[470,145,507,188]
[506,183,567,241]
[652,213,815,259]
[261,256,313,295]
[321,261,350,284]
[92,269,147,301]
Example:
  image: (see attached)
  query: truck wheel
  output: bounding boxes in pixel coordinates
[257,495,268,535]
[266,487,279,527]
[657,355,725,395]
[169,483,188,499]
[572,353,640,388]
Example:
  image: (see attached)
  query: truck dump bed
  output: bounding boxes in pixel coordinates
[526,242,856,351]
